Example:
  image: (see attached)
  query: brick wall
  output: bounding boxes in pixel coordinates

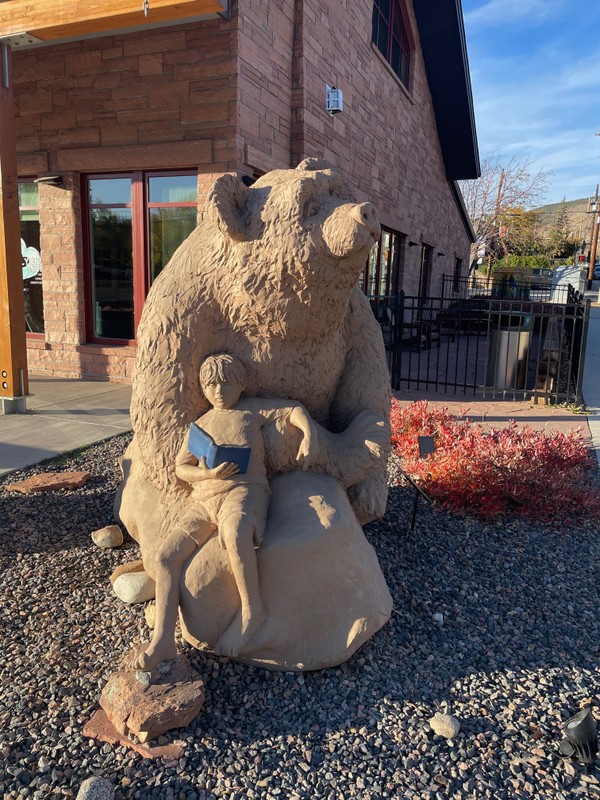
[14,18,237,380]
[237,0,295,174]
[288,0,472,296]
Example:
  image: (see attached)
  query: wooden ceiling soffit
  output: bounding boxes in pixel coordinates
[0,1,229,47]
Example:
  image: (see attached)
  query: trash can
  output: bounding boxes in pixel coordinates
[486,315,530,390]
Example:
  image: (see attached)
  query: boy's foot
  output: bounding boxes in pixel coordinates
[136,639,178,671]
[216,603,267,658]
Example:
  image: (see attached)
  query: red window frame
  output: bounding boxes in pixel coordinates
[372,0,414,88]
[82,170,197,345]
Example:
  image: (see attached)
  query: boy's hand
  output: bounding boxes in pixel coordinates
[198,457,239,480]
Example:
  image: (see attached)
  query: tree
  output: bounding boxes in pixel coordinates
[546,198,577,259]
[459,155,551,270]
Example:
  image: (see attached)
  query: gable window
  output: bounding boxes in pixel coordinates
[84,171,197,343]
[372,0,413,87]
[19,181,44,335]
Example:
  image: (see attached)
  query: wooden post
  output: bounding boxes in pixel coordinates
[0,42,28,411]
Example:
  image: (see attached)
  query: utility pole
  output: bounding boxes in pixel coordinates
[587,185,599,289]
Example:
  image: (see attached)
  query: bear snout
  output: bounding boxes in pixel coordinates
[321,201,381,258]
[352,202,381,240]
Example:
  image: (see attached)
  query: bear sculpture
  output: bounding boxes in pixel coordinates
[115,160,393,670]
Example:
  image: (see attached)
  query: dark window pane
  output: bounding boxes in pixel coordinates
[148,175,197,203]
[371,6,378,43]
[89,208,134,340]
[367,242,380,295]
[400,51,409,86]
[379,231,391,295]
[19,182,44,334]
[89,178,131,206]
[21,217,44,333]
[377,19,389,57]
[391,38,400,74]
[379,0,390,18]
[149,207,197,283]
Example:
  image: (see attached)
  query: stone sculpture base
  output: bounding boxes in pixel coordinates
[117,458,393,671]
[100,644,204,742]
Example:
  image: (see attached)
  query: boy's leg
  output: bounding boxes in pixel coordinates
[216,513,267,658]
[138,517,215,670]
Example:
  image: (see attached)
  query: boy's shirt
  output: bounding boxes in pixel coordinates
[177,399,296,496]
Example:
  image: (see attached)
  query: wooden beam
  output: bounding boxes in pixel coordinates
[0,43,28,404]
[0,0,227,42]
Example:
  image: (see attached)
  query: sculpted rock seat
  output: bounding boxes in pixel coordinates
[115,160,393,670]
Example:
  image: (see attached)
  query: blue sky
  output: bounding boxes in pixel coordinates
[462,0,600,204]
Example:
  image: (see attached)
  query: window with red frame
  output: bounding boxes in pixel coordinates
[372,0,413,87]
[84,171,197,343]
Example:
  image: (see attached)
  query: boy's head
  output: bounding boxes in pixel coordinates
[199,353,248,410]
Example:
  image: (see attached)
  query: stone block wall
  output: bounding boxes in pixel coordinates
[293,0,472,295]
[13,18,237,380]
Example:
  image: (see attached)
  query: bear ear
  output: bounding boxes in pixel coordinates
[296,157,336,172]
[207,173,251,242]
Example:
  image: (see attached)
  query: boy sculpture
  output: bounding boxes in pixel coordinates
[138,353,317,669]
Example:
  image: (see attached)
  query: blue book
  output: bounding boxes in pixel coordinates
[188,422,251,474]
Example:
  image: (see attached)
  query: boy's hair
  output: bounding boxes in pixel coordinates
[199,353,248,390]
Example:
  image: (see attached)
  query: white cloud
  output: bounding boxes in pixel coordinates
[464,0,564,30]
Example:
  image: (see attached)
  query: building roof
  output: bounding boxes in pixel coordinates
[413,0,480,181]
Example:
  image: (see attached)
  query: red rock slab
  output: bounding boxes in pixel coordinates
[4,471,91,493]
[83,709,185,761]
[100,643,205,743]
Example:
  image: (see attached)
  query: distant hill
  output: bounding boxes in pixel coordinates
[534,197,592,240]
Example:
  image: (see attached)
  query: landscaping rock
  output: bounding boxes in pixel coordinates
[91,524,124,549]
[145,603,156,629]
[4,470,91,493]
[113,571,155,604]
[430,713,461,739]
[109,558,145,585]
[100,643,205,742]
[76,776,114,799]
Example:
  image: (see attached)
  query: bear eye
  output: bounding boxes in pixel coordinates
[303,200,320,219]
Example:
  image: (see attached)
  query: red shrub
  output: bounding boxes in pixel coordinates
[390,399,600,522]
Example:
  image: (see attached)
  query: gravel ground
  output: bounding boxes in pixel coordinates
[1,432,599,800]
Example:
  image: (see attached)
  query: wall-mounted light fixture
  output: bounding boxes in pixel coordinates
[326,84,343,115]
[437,252,445,257]
[35,176,63,187]
[408,241,419,247]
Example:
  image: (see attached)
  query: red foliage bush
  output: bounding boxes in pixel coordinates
[390,399,600,522]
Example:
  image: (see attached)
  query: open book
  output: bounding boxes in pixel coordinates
[188,422,251,474]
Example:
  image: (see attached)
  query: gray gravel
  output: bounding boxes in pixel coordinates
[1,433,599,799]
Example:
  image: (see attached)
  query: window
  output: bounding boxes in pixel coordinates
[85,171,197,342]
[363,227,405,297]
[453,257,463,293]
[372,0,413,87]
[419,244,433,303]
[19,181,44,334]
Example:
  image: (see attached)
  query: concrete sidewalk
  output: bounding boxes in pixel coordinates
[0,375,131,476]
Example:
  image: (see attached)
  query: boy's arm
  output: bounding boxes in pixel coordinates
[175,434,238,484]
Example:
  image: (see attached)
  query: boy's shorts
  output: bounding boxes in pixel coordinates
[179,484,269,545]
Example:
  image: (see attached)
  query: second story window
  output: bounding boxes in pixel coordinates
[372,0,413,88]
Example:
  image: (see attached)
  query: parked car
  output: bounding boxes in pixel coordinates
[593,264,600,280]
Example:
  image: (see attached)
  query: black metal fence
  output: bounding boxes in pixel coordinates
[369,281,590,404]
